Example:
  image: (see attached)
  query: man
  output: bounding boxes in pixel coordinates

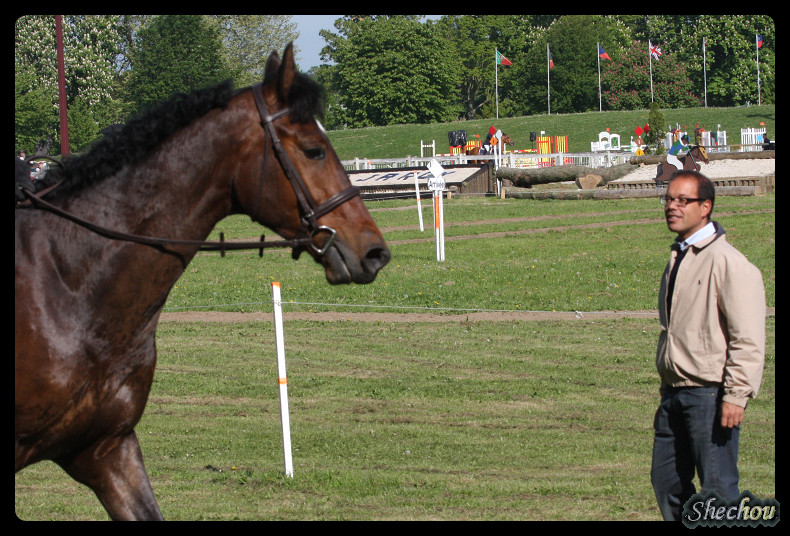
[666,134,691,172]
[651,171,766,521]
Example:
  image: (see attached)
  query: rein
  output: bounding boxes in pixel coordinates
[18,83,360,258]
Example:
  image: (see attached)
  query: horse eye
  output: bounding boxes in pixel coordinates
[304,147,325,160]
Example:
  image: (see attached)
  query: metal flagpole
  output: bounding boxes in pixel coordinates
[547,43,551,115]
[703,38,707,107]
[756,35,761,106]
[649,40,654,102]
[495,49,499,119]
[597,42,602,112]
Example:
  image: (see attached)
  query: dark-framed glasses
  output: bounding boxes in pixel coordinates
[660,195,704,208]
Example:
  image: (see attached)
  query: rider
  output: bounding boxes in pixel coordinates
[480,126,498,155]
[666,134,690,171]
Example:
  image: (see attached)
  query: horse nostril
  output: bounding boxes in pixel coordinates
[362,246,391,274]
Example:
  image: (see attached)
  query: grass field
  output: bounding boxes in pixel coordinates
[15,194,775,521]
[325,104,775,161]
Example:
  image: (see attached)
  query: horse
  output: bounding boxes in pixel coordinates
[654,145,709,185]
[15,43,390,520]
[465,133,514,164]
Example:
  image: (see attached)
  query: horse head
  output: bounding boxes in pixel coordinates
[232,43,390,284]
[501,133,514,146]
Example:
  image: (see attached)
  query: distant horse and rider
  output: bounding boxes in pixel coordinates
[465,127,514,165]
[654,143,709,185]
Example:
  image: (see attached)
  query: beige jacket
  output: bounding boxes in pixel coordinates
[656,222,766,407]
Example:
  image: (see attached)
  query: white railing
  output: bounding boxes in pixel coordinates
[341,151,637,171]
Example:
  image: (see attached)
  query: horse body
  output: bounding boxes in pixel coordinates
[654,145,709,184]
[15,44,389,520]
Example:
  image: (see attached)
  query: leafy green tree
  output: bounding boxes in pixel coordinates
[602,40,699,110]
[622,15,774,107]
[207,15,299,87]
[435,15,533,120]
[15,15,122,154]
[508,15,631,115]
[124,15,230,113]
[320,16,459,127]
[15,63,55,154]
[645,102,667,154]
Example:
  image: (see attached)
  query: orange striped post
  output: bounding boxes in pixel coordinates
[270,282,294,478]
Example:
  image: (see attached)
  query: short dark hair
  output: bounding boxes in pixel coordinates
[668,170,715,215]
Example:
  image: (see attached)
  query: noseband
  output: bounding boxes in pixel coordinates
[250,84,361,256]
[17,84,361,259]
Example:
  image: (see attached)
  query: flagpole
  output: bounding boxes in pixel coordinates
[495,49,499,119]
[547,43,551,115]
[756,35,761,106]
[703,37,707,107]
[597,42,602,112]
[649,40,654,102]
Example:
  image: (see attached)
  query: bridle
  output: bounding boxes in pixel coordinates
[250,84,360,256]
[17,83,361,258]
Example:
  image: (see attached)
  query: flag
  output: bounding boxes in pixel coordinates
[496,49,512,66]
[598,44,611,60]
[650,41,662,60]
[757,35,763,48]
[548,47,554,69]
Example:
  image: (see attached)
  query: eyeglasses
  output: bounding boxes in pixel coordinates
[660,195,705,208]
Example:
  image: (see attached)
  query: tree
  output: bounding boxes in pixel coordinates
[622,15,774,107]
[124,15,230,113]
[320,16,459,127]
[206,15,299,88]
[508,15,631,115]
[15,15,122,154]
[601,40,699,110]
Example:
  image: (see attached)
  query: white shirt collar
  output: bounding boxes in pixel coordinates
[677,221,716,251]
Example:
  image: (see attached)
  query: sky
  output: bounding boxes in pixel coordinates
[291,15,341,71]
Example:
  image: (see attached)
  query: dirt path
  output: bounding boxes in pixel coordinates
[160,307,774,323]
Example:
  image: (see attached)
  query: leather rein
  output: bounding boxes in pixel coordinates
[18,83,361,258]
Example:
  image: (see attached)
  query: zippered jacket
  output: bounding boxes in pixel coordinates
[656,222,766,407]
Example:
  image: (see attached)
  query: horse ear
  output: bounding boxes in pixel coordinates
[276,43,297,102]
[264,49,281,80]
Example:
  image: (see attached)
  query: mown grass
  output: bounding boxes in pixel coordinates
[15,194,774,521]
[15,317,775,520]
[164,194,774,314]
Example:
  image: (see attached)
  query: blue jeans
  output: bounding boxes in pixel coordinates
[651,386,740,521]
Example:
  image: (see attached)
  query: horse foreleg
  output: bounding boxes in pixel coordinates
[57,431,164,520]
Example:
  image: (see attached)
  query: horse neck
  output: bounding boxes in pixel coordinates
[77,105,250,244]
[54,101,258,321]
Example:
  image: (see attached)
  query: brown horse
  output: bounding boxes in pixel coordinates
[15,44,389,520]
[654,145,709,184]
[465,133,514,164]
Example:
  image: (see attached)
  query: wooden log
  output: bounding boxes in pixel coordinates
[495,163,638,187]
[629,150,774,165]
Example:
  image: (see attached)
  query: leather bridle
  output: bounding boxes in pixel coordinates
[17,83,361,258]
[250,84,361,256]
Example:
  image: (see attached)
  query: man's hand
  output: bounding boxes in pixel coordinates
[720,401,745,428]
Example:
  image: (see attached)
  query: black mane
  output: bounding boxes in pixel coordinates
[44,69,325,200]
[44,80,236,199]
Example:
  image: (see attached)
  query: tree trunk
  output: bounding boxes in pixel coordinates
[495,163,638,187]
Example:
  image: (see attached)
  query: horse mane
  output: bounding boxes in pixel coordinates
[44,80,236,199]
[43,68,324,200]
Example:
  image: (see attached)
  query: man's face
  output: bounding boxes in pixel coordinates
[664,176,712,240]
